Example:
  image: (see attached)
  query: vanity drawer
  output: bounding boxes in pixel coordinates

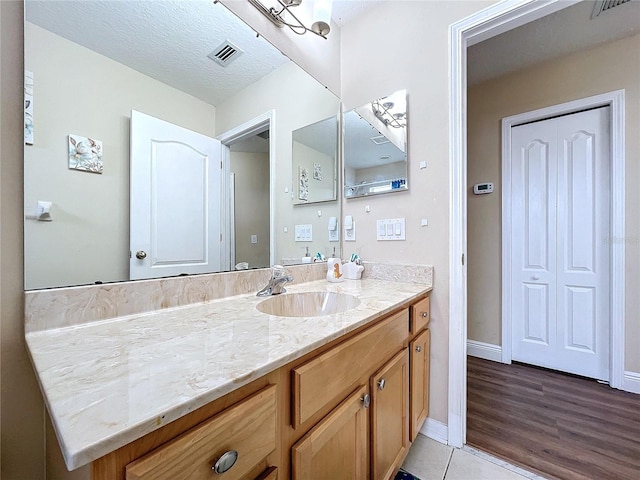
[125,384,277,480]
[292,309,408,428]
[410,296,430,333]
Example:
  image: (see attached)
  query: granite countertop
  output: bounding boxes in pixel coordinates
[26,278,431,470]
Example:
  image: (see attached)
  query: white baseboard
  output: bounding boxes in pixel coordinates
[419,417,448,445]
[467,340,502,362]
[623,371,640,394]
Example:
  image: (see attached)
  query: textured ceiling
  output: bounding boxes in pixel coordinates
[26,0,290,106]
[468,0,640,86]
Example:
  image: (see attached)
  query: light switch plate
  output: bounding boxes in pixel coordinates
[295,224,313,242]
[376,218,406,241]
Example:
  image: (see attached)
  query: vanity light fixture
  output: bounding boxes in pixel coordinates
[247,0,333,38]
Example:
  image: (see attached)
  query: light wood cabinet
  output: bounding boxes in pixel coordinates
[292,309,408,428]
[410,296,430,334]
[125,385,277,480]
[92,293,431,480]
[410,328,430,441]
[371,349,409,480]
[291,386,369,480]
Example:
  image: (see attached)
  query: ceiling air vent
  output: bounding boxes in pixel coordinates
[370,135,390,145]
[591,0,631,19]
[208,40,243,67]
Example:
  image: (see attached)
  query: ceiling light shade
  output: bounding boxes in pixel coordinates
[311,0,332,36]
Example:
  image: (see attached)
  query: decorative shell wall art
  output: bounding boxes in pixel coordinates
[299,166,309,201]
[68,134,103,174]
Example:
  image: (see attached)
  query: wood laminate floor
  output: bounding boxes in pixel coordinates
[467,356,640,480]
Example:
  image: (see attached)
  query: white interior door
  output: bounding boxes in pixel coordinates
[130,110,221,280]
[511,107,610,381]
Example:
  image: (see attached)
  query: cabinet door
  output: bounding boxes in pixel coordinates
[292,385,369,480]
[371,349,409,480]
[410,328,430,441]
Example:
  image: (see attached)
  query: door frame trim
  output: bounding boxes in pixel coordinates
[218,110,276,270]
[449,0,584,449]
[501,91,626,388]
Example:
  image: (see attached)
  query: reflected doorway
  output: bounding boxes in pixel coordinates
[229,130,271,270]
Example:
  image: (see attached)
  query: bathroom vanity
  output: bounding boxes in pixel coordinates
[25,263,432,479]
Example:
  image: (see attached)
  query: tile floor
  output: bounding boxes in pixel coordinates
[400,434,550,480]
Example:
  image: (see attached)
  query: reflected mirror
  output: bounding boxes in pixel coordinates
[343,90,408,198]
[24,0,340,290]
[292,115,338,205]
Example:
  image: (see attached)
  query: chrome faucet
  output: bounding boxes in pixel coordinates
[257,265,293,297]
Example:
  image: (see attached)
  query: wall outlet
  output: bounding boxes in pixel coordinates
[345,221,356,242]
[250,234,257,244]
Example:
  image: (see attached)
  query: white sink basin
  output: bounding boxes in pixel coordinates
[256,292,360,317]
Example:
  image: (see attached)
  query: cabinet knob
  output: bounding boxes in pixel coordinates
[135,251,147,260]
[377,378,386,390]
[421,311,428,318]
[212,450,238,474]
[415,345,422,353]
[361,393,371,408]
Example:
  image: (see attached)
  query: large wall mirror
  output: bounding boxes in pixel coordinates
[24,0,341,290]
[343,89,408,198]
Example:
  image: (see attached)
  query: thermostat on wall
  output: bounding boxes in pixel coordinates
[473,182,494,195]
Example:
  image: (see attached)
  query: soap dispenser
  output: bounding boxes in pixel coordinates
[302,247,312,263]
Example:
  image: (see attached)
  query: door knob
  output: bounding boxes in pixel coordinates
[377,378,386,390]
[531,275,540,280]
[135,251,147,260]
[361,393,371,408]
[421,311,428,318]
[415,346,422,353]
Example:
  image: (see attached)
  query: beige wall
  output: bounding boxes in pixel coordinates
[24,23,216,290]
[340,0,494,425]
[216,61,341,263]
[231,151,270,268]
[467,34,640,373]
[1,2,47,478]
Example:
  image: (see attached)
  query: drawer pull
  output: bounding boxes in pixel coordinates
[421,311,428,318]
[361,393,371,408]
[213,450,238,474]
[377,378,386,390]
[415,346,422,353]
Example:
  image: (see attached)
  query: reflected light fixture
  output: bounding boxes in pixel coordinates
[372,98,406,129]
[247,0,333,38]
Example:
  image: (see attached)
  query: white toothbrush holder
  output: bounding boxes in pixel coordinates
[326,258,344,282]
